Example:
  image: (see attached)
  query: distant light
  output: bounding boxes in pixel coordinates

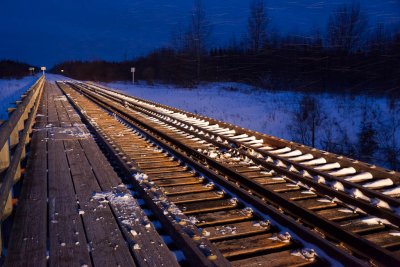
[61,69,64,73]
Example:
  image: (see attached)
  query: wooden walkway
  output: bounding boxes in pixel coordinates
[4,82,177,267]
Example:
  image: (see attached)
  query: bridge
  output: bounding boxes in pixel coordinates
[0,77,399,266]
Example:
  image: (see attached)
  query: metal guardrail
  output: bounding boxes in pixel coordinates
[0,76,45,255]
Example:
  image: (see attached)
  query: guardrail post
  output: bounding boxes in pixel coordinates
[8,109,23,183]
[0,124,11,254]
[20,100,29,154]
[0,137,9,173]
[2,193,13,220]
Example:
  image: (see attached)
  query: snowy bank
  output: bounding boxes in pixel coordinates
[0,76,37,120]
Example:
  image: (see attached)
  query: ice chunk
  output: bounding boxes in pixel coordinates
[348,188,371,202]
[382,186,400,197]
[328,167,356,177]
[361,216,395,227]
[230,133,248,139]
[268,232,291,242]
[344,172,373,182]
[269,147,291,154]
[291,248,317,261]
[363,178,393,189]
[331,181,345,191]
[278,150,302,158]
[314,162,341,171]
[301,157,327,166]
[289,153,314,162]
[371,198,391,210]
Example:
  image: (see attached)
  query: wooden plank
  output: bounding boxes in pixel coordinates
[178,199,238,215]
[279,190,317,201]
[316,208,360,221]
[64,140,136,267]
[233,166,263,173]
[214,233,292,258]
[340,219,386,234]
[47,135,92,267]
[138,161,181,169]
[4,131,48,267]
[163,184,214,195]
[144,166,189,175]
[196,209,254,227]
[47,139,76,199]
[154,177,204,187]
[262,183,300,192]
[59,97,82,124]
[231,250,313,267]
[134,157,175,164]
[202,220,270,241]
[149,172,197,181]
[48,199,91,267]
[78,137,179,266]
[79,139,122,191]
[54,94,71,127]
[168,191,225,204]
[294,198,337,211]
[46,85,60,127]
[363,231,400,248]
[129,153,167,160]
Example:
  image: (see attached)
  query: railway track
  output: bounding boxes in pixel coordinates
[57,80,400,266]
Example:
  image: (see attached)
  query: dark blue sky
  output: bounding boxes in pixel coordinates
[1,0,399,67]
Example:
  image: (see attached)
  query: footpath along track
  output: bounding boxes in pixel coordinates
[58,81,400,266]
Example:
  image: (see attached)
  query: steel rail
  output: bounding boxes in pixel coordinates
[77,82,400,226]
[67,81,400,266]
[85,82,400,183]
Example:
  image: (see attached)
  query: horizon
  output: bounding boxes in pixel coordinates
[1,0,399,67]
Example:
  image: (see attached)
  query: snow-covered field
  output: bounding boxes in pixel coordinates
[102,81,400,170]
[0,76,37,120]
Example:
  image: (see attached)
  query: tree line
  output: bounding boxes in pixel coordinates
[0,60,36,78]
[51,0,399,93]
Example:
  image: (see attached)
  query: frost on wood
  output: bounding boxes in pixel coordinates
[90,185,169,262]
[92,187,150,230]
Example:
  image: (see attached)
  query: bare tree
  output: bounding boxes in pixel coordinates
[327,2,368,54]
[170,27,185,52]
[289,96,325,147]
[185,0,211,82]
[369,23,387,53]
[377,100,400,170]
[357,120,378,162]
[247,0,269,53]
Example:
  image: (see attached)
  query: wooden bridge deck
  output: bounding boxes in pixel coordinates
[4,82,176,267]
